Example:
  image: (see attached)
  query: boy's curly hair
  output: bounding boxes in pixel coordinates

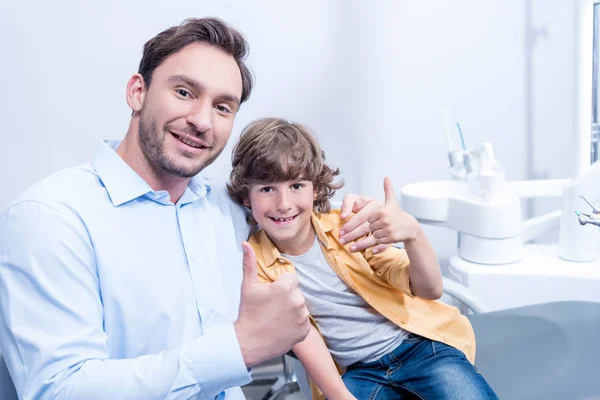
[227,118,343,222]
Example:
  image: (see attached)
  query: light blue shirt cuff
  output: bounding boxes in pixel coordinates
[181,323,252,396]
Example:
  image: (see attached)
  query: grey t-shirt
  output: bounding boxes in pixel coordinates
[282,237,408,367]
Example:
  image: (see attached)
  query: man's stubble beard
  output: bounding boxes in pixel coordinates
[138,112,224,178]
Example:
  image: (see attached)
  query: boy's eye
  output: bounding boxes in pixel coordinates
[259,187,273,193]
[291,183,303,190]
[177,89,190,98]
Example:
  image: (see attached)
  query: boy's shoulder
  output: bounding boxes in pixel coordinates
[247,230,261,249]
[314,208,345,236]
[247,230,269,268]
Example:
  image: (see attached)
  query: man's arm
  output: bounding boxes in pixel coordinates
[0,201,250,400]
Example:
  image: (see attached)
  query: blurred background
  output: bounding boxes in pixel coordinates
[0,0,578,268]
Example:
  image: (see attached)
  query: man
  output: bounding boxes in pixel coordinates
[0,18,384,399]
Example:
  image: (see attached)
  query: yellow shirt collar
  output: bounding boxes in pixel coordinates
[258,211,336,267]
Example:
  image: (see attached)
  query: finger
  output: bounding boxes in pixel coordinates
[384,176,397,205]
[348,235,379,252]
[241,242,258,285]
[340,194,369,219]
[371,244,390,255]
[351,197,372,213]
[368,218,387,233]
[339,221,371,244]
[340,201,381,237]
[339,194,357,219]
[291,289,307,309]
[371,229,387,240]
[275,272,298,291]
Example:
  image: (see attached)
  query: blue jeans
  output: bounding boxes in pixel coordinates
[342,334,498,399]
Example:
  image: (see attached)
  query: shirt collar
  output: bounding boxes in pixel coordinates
[91,140,210,206]
[259,211,336,267]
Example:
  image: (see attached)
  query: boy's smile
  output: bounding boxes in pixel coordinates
[247,180,316,255]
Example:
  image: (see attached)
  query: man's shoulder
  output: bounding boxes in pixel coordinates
[203,178,247,216]
[1,164,104,234]
[204,178,236,205]
[12,163,101,208]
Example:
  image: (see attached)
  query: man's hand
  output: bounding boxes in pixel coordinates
[340,177,419,253]
[234,242,311,367]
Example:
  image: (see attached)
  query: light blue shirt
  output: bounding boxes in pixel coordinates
[0,140,252,399]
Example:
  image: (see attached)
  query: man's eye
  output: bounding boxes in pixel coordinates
[292,184,303,190]
[215,105,231,113]
[260,187,273,193]
[177,89,190,97]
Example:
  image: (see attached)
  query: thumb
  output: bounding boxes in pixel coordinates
[383,176,397,205]
[241,241,258,286]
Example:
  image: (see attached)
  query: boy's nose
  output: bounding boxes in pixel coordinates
[276,193,291,211]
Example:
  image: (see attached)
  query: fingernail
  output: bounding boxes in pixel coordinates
[350,245,357,251]
[339,238,346,245]
[340,212,347,219]
[339,230,345,236]
[372,249,379,254]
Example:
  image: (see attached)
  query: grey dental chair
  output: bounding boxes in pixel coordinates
[467,300,600,400]
[245,278,600,400]
[442,278,600,400]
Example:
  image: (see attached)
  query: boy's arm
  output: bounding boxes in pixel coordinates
[292,325,356,400]
[403,226,443,299]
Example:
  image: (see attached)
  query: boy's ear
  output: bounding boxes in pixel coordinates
[243,198,251,209]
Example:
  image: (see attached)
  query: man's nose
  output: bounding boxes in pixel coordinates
[186,100,213,133]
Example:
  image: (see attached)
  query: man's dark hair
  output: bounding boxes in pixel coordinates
[138,17,253,104]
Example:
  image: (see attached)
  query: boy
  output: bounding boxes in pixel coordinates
[228,118,498,399]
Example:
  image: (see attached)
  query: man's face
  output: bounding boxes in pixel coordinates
[137,43,243,178]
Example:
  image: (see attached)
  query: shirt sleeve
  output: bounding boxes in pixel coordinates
[0,201,251,400]
[362,245,414,297]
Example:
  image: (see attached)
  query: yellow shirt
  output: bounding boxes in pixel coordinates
[248,210,476,395]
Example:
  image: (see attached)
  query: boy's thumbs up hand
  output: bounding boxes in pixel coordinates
[383,176,398,205]
[349,177,421,253]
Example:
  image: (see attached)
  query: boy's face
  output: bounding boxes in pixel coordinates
[246,180,317,255]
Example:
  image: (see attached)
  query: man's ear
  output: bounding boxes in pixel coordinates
[126,73,146,114]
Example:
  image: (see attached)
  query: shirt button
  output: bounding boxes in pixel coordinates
[205,311,213,319]
[191,255,202,263]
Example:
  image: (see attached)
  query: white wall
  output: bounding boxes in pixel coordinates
[0,0,581,264]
